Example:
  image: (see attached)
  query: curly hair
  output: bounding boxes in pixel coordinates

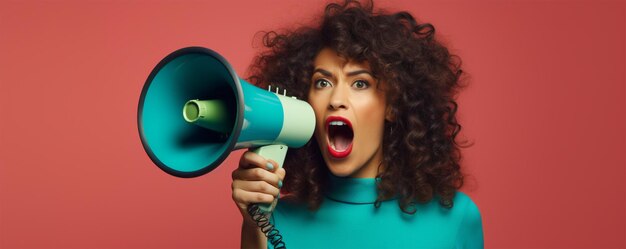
[247,0,468,214]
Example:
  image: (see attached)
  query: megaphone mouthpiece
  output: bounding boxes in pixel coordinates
[183,99,232,134]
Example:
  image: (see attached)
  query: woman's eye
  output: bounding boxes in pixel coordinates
[314,79,332,88]
[352,80,369,89]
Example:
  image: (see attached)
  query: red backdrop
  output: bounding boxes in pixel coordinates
[1,0,624,248]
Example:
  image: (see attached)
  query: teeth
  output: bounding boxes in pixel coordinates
[329,121,347,126]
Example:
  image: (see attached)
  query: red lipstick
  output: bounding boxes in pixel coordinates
[325,116,354,158]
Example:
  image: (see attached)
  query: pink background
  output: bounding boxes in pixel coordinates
[1,0,624,248]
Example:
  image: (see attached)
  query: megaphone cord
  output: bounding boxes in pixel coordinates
[247,204,286,249]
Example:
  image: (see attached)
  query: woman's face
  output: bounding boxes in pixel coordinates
[308,48,389,178]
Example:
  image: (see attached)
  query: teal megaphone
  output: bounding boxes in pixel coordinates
[138,47,315,211]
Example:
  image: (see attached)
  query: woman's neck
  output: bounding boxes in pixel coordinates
[325,173,380,204]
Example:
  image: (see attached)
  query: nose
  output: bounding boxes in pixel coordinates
[329,84,348,110]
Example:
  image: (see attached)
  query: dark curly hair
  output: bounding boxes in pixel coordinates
[247,0,468,214]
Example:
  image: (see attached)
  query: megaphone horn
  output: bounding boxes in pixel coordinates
[137,47,315,212]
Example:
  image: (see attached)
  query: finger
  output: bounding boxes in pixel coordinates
[275,168,286,188]
[275,167,286,180]
[239,151,275,171]
[266,159,279,173]
[232,167,281,188]
[232,180,280,197]
[232,188,276,205]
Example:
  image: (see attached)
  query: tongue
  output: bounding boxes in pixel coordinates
[333,133,351,151]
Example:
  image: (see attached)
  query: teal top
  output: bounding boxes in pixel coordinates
[269,175,484,248]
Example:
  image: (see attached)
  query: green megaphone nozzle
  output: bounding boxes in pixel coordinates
[183,99,232,134]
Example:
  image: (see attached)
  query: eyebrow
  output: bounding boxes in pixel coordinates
[313,68,333,77]
[313,68,373,77]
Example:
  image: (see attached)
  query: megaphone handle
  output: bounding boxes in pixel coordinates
[250,144,288,213]
[248,144,289,248]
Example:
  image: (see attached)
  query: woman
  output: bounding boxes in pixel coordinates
[231,0,483,248]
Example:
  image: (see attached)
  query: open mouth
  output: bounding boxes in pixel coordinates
[326,116,354,158]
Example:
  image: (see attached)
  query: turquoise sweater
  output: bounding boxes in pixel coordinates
[269,175,484,248]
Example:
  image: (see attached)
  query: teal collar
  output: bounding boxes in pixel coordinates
[325,174,381,204]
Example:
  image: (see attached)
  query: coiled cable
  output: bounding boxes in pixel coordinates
[247,204,286,249]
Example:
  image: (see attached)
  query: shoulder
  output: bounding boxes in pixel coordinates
[449,191,482,227]
[451,191,484,247]
[452,191,481,217]
[414,191,482,226]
